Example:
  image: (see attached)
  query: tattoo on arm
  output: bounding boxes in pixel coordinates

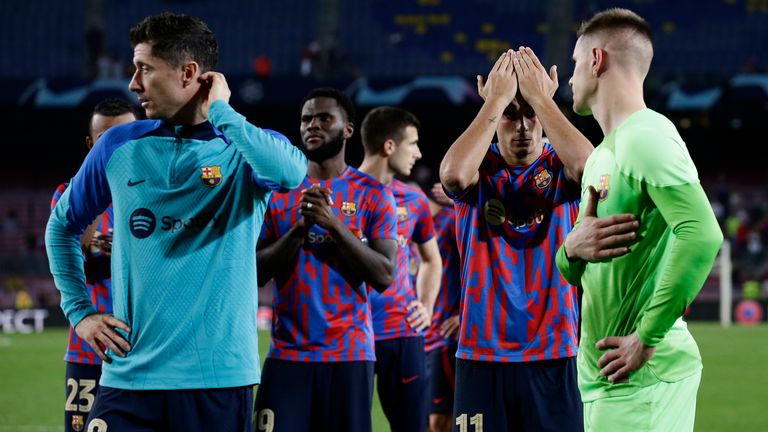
[488,116,497,123]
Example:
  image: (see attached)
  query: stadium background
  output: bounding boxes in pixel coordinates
[0,0,766,430]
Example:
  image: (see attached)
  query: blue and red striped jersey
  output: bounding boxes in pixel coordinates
[424,206,462,352]
[261,166,397,362]
[369,179,435,341]
[52,182,113,365]
[450,142,580,362]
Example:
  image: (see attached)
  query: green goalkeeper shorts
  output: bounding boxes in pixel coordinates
[583,371,701,432]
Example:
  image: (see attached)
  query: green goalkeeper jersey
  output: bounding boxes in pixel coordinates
[556,108,723,402]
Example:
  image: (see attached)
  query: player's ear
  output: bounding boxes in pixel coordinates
[383,138,396,156]
[592,48,607,77]
[344,122,354,140]
[85,136,94,150]
[181,61,200,87]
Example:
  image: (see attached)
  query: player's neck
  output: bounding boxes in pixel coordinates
[593,76,646,136]
[498,137,543,168]
[307,154,347,180]
[358,157,394,186]
[168,97,207,126]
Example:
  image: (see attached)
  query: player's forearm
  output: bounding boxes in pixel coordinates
[208,100,307,191]
[256,226,304,283]
[45,214,97,328]
[555,243,587,287]
[556,213,587,286]
[416,259,441,315]
[330,223,396,291]
[531,98,593,184]
[439,99,506,193]
[636,183,723,346]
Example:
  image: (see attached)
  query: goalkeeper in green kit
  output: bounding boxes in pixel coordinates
[513,7,723,432]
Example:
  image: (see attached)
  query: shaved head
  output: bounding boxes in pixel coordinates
[577,8,653,78]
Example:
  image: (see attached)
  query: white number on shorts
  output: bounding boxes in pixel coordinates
[257,409,275,432]
[65,378,97,412]
[87,418,108,432]
[456,413,483,432]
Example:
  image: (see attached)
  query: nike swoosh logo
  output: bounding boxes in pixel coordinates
[401,375,419,384]
[433,397,445,404]
[127,179,147,187]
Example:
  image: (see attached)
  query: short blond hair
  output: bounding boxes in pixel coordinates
[578,8,653,76]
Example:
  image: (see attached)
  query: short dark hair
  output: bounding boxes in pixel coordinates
[577,8,652,42]
[89,98,139,133]
[129,11,218,72]
[301,88,356,123]
[361,106,420,155]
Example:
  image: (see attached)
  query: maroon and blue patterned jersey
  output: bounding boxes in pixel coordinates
[450,142,580,362]
[261,166,397,362]
[368,179,435,341]
[424,206,462,352]
[52,183,114,365]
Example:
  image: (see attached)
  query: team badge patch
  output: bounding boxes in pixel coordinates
[72,415,84,431]
[200,166,223,187]
[341,201,357,216]
[597,174,610,201]
[397,206,408,222]
[534,168,552,190]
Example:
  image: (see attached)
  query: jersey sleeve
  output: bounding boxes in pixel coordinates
[555,217,587,286]
[259,199,278,242]
[208,100,307,192]
[635,182,723,346]
[46,134,115,328]
[366,186,397,241]
[412,191,436,244]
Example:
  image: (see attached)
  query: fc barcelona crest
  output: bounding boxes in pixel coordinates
[597,174,610,201]
[72,415,84,431]
[341,201,357,216]
[534,168,552,190]
[200,166,223,188]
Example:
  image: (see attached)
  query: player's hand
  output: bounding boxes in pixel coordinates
[91,233,112,256]
[477,50,518,107]
[596,332,656,383]
[513,47,559,106]
[430,183,453,207]
[299,185,336,229]
[74,314,131,363]
[406,300,431,332]
[564,186,638,261]
[199,71,231,118]
[439,314,460,340]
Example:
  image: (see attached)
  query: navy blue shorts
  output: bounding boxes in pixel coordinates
[374,336,428,432]
[425,344,457,415]
[453,357,582,432]
[86,385,253,432]
[254,358,374,432]
[65,362,102,432]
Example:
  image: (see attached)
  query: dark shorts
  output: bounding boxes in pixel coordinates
[86,385,253,432]
[65,362,102,432]
[453,357,583,432]
[254,358,374,432]
[425,344,457,415]
[374,336,428,432]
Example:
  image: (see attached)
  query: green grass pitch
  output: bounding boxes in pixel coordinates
[0,323,765,431]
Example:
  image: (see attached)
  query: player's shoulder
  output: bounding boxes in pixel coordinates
[91,119,166,161]
[392,179,428,200]
[99,119,165,146]
[614,109,697,185]
[346,166,389,192]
